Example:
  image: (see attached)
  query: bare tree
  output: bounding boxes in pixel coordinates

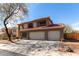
[64,25,73,33]
[0,3,28,43]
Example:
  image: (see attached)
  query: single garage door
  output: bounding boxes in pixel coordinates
[29,31,45,40]
[48,31,60,41]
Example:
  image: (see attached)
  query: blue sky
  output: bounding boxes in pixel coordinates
[22,3,79,30]
[4,3,79,30]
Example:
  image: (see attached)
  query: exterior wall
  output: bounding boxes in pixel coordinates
[48,31,60,41]
[33,22,37,28]
[29,31,45,40]
[16,25,20,37]
[24,24,28,29]
[47,19,53,25]
[20,26,23,30]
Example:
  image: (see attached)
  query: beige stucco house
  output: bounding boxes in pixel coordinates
[17,17,64,41]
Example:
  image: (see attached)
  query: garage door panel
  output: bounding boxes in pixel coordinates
[48,31,60,41]
[29,32,45,40]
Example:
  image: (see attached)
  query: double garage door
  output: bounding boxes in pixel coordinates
[29,31,61,41]
[30,32,45,40]
[48,31,60,41]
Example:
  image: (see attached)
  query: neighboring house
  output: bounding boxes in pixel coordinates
[0,29,4,35]
[17,17,64,41]
[0,28,16,37]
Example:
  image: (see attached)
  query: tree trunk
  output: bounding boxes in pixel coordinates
[4,22,14,43]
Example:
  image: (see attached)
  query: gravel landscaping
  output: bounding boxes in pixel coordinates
[0,40,78,56]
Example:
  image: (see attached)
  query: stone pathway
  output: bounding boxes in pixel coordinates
[0,40,78,56]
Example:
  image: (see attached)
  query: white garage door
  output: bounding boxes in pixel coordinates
[48,31,60,41]
[29,32,45,40]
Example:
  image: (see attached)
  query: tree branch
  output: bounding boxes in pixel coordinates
[4,6,17,23]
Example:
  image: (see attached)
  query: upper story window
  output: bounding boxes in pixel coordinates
[37,20,47,27]
[28,23,33,28]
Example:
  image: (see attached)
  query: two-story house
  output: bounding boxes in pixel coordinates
[17,17,64,41]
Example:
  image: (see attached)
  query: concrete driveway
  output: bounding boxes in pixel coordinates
[0,40,60,56]
[0,40,78,56]
[0,49,25,56]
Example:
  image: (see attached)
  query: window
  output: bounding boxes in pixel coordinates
[28,23,33,28]
[37,20,47,27]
